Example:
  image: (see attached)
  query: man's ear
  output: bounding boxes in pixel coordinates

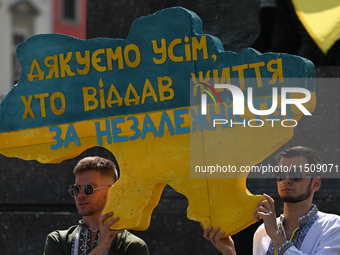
[312,177,321,192]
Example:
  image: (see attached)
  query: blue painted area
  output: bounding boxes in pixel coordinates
[64,124,80,147]
[49,126,63,150]
[95,120,112,146]
[0,7,315,133]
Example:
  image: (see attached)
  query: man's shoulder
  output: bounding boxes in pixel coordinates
[253,220,274,255]
[317,210,340,218]
[254,222,265,240]
[113,230,149,255]
[47,225,79,245]
[316,211,340,227]
[254,217,280,233]
[115,230,147,246]
[44,225,79,255]
[48,225,78,238]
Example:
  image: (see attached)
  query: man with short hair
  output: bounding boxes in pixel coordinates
[44,156,149,255]
[202,146,340,255]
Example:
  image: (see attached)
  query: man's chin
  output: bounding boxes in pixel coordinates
[77,208,94,216]
[280,195,300,203]
[279,193,311,203]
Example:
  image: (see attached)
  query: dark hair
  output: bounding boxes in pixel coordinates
[73,156,118,182]
[275,146,323,177]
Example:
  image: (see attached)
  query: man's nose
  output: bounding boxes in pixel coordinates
[282,175,293,183]
[77,187,88,197]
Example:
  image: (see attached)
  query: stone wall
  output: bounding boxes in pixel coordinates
[86,0,260,53]
[1,1,339,254]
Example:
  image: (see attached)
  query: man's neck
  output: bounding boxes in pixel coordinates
[82,214,100,232]
[282,199,313,236]
[82,215,100,248]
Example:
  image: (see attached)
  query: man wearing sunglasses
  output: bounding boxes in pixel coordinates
[202,146,340,255]
[43,156,149,255]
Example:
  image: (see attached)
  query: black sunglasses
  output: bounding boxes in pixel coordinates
[273,171,311,182]
[69,183,111,197]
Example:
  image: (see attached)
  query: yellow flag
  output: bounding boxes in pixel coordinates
[292,0,340,54]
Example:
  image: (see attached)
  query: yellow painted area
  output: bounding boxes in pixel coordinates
[0,92,316,236]
[292,0,340,54]
[196,121,292,235]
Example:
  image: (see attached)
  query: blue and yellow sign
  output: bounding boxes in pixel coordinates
[0,7,316,236]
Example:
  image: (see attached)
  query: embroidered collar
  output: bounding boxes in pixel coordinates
[78,220,99,233]
[71,221,107,255]
[266,204,319,255]
[297,204,318,225]
[278,204,318,228]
